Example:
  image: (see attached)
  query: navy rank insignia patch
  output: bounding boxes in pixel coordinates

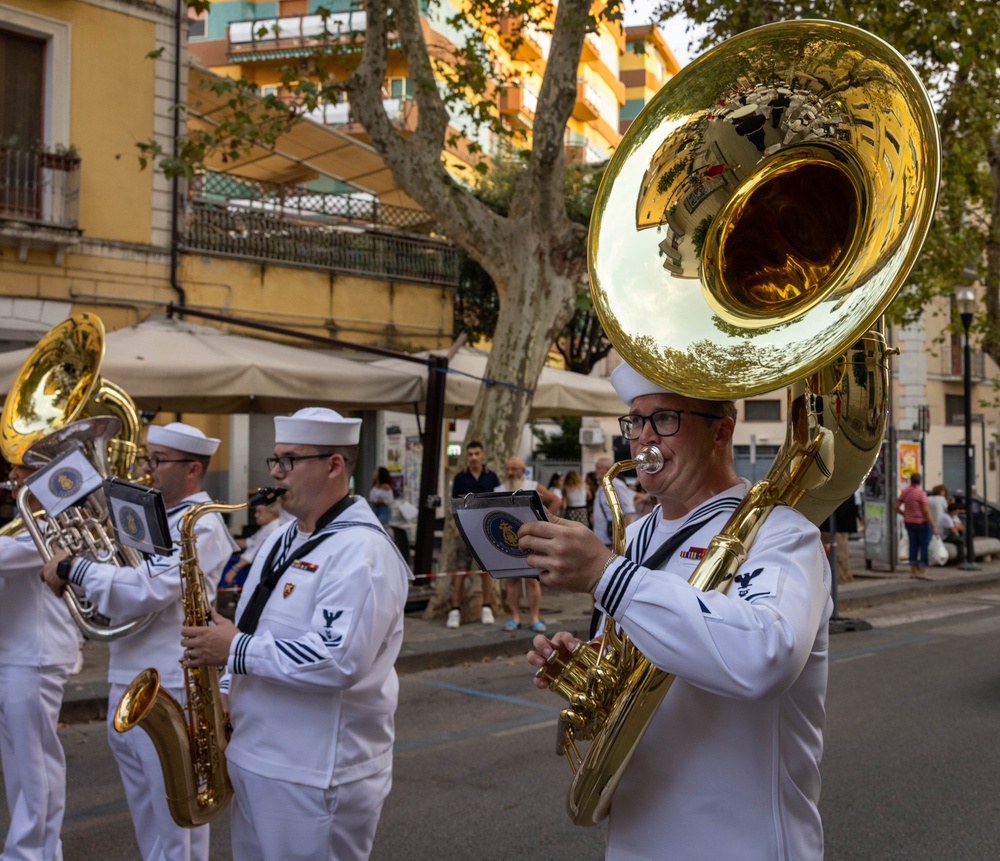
[283,583,296,599]
[290,560,318,572]
[482,511,529,558]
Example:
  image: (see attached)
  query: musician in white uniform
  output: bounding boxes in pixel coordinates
[42,423,237,861]
[520,363,833,861]
[0,462,79,861]
[181,408,410,861]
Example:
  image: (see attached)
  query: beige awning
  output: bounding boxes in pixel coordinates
[0,316,424,415]
[187,63,422,210]
[372,347,625,419]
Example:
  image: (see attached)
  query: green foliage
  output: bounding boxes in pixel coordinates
[454,154,612,371]
[651,1,1000,356]
[531,416,582,461]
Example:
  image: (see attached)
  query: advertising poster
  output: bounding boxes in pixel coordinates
[897,441,921,496]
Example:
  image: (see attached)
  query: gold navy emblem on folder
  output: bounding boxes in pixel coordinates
[482,511,529,558]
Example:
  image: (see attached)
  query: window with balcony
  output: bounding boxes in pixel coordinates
[0,28,44,150]
[0,12,76,239]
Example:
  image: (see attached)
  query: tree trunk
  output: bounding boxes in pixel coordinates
[466,234,581,465]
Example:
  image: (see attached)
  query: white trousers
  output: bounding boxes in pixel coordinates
[228,760,392,861]
[106,683,210,861]
[0,663,71,861]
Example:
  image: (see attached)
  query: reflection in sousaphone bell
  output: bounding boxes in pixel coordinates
[595,19,939,400]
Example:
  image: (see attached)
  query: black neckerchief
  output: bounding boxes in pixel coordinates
[237,494,355,634]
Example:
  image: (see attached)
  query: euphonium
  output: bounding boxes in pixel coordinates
[537,20,940,825]
[113,499,246,828]
[0,314,153,640]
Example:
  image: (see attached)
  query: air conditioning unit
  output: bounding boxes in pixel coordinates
[579,427,605,447]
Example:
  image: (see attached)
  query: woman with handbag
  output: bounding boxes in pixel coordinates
[896,473,938,579]
[563,470,590,524]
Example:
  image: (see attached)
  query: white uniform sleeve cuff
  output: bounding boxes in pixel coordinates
[594,555,644,619]
[230,632,254,675]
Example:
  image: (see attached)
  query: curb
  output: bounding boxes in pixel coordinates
[58,573,1000,724]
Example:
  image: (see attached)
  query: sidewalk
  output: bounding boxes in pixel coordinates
[60,543,1000,725]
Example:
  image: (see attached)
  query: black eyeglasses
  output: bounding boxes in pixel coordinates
[266,453,332,472]
[618,409,723,440]
[140,456,195,470]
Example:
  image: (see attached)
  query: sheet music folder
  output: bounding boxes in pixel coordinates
[451,490,548,579]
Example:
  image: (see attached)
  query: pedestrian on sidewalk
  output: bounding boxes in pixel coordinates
[937,502,966,565]
[927,484,949,529]
[896,473,937,580]
[822,494,860,583]
[448,440,501,629]
[592,455,635,548]
[498,456,562,633]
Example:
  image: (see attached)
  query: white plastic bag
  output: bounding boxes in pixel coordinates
[928,534,949,567]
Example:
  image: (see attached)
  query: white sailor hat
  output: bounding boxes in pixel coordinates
[145,422,220,456]
[274,407,362,446]
[610,362,675,405]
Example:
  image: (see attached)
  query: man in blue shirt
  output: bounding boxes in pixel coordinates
[448,440,500,628]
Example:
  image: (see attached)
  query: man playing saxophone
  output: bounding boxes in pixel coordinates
[41,422,237,861]
[180,408,410,861]
[0,462,79,861]
[519,362,833,861]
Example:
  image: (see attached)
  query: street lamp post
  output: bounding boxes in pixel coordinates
[956,286,979,570]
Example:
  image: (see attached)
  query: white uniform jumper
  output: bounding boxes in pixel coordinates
[64,492,237,861]
[594,483,833,861]
[0,531,78,861]
[221,497,409,861]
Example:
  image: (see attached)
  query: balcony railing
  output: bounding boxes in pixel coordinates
[185,201,458,287]
[229,12,367,54]
[191,171,435,232]
[939,345,986,381]
[0,144,80,228]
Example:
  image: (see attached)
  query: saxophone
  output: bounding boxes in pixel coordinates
[113,500,245,828]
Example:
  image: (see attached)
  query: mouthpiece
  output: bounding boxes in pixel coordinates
[634,446,663,474]
[249,487,287,506]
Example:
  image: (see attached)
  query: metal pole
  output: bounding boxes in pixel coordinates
[982,418,989,537]
[960,314,978,570]
[412,355,447,576]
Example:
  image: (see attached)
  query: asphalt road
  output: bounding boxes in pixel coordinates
[4,587,998,860]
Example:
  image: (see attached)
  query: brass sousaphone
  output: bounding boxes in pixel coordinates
[0,313,154,641]
[537,20,940,824]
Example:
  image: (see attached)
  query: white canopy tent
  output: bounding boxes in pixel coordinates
[0,315,426,415]
[372,346,626,419]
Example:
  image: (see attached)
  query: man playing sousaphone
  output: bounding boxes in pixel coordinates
[41,422,237,861]
[519,362,833,860]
